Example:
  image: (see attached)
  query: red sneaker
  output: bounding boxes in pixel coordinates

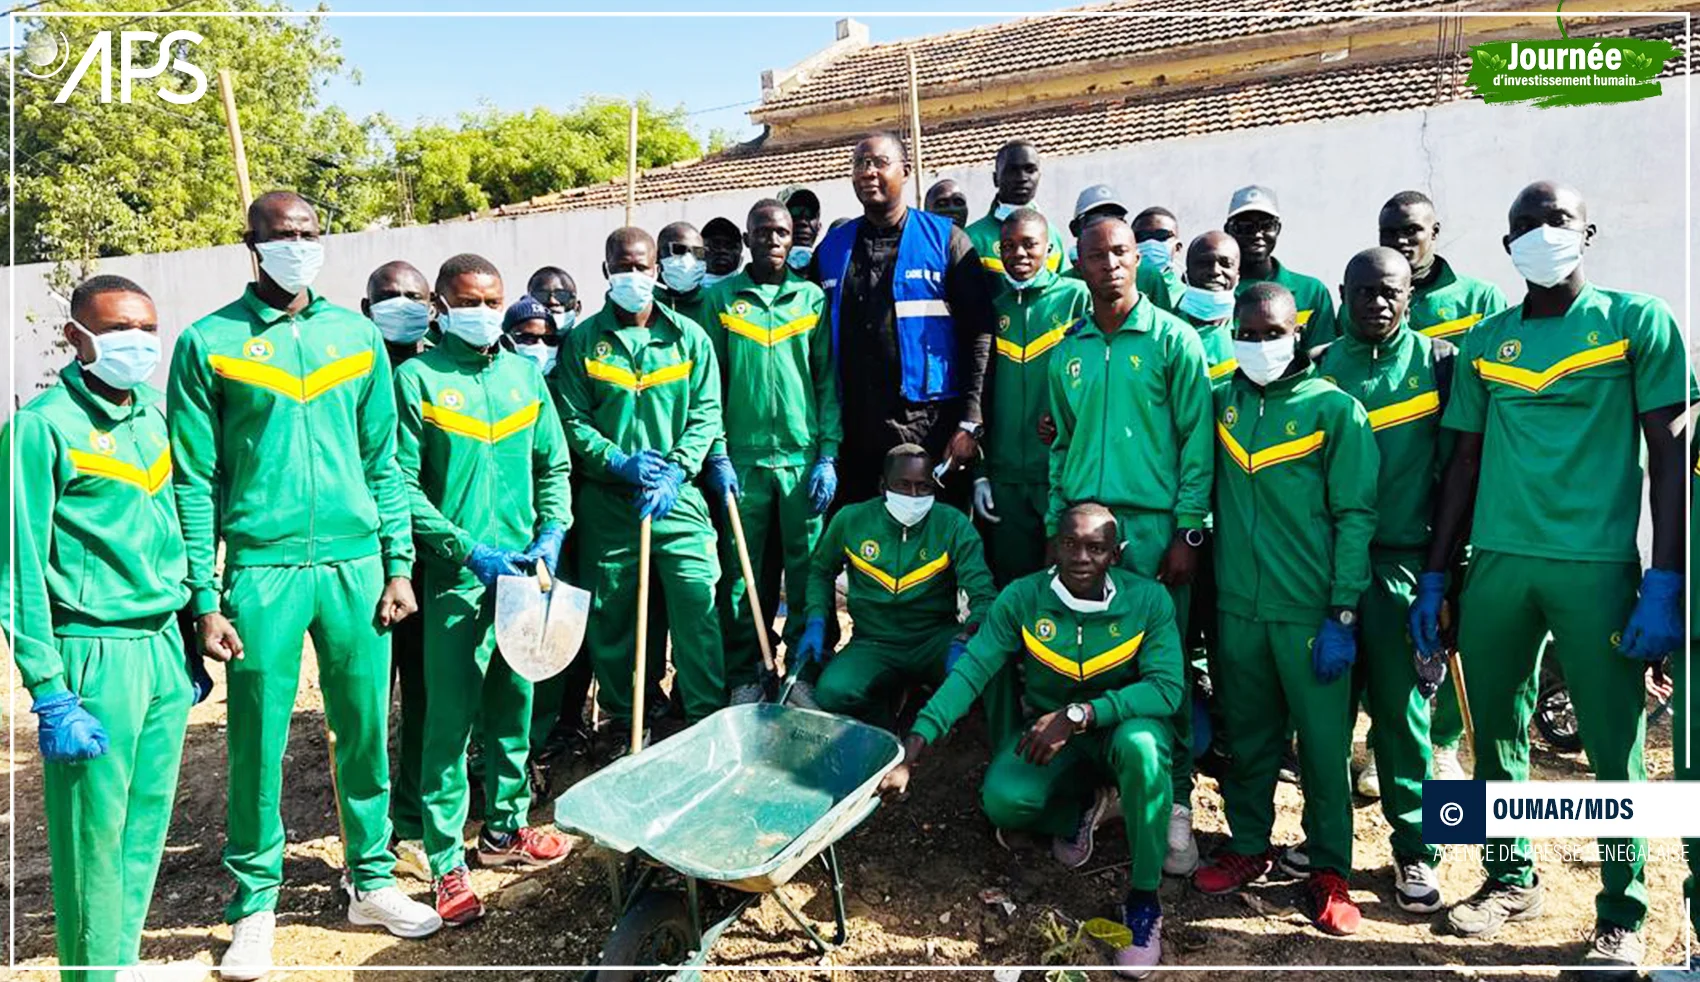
[477,826,574,869]
[1192,849,1274,895]
[1307,871,1361,935]
[434,867,484,926]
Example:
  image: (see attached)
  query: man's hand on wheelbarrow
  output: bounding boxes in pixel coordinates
[877,734,928,799]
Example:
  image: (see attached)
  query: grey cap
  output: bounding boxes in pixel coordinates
[1072,183,1127,221]
[1227,184,1280,220]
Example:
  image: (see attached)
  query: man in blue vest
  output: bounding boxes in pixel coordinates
[810,131,997,505]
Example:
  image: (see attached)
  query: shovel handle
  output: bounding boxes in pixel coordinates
[1447,648,1476,758]
[534,558,553,592]
[724,491,779,677]
[632,516,652,756]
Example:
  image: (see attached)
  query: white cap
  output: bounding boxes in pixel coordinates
[1072,183,1127,221]
[1227,184,1280,220]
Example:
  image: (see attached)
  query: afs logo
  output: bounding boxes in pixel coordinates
[23,30,208,106]
[1497,339,1522,363]
[858,540,880,562]
[1034,618,1057,642]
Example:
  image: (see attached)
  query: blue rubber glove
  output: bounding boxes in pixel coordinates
[187,651,215,705]
[636,463,684,522]
[465,542,525,588]
[521,522,567,574]
[1619,568,1684,661]
[608,448,668,488]
[33,691,109,762]
[795,616,828,664]
[1311,618,1356,683]
[1408,571,1447,661]
[943,636,969,675]
[806,456,838,516]
[704,454,741,500]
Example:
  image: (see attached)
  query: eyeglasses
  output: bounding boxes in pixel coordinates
[532,289,576,306]
[1226,216,1280,236]
[665,242,707,259]
[1133,229,1176,243]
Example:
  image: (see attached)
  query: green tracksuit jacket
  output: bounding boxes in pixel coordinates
[168,286,414,612]
[1212,361,1379,623]
[1409,257,1508,341]
[657,284,716,341]
[1046,298,1214,533]
[807,498,996,642]
[1237,258,1337,349]
[394,334,574,565]
[985,267,1091,485]
[6,362,187,691]
[1177,310,1238,387]
[967,204,1069,278]
[702,268,839,465]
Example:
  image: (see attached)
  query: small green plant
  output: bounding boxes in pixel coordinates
[1034,910,1094,966]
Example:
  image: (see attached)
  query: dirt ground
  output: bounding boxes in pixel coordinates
[5,649,1691,982]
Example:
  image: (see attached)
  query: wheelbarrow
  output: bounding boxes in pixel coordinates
[554,701,902,980]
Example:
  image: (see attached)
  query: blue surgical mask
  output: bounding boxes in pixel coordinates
[368,296,431,344]
[992,201,1017,221]
[551,309,578,333]
[1137,239,1174,272]
[73,320,161,390]
[787,245,813,271]
[660,253,705,293]
[608,271,657,313]
[1002,269,1040,292]
[440,305,504,348]
[253,239,324,294]
[701,271,730,290]
[1178,286,1236,323]
[514,339,558,375]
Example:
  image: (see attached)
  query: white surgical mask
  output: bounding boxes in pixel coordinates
[1234,335,1296,386]
[1136,239,1174,272]
[660,253,705,293]
[787,245,813,271]
[1050,573,1117,614]
[254,239,324,294]
[1178,286,1236,324]
[73,320,161,390]
[884,490,934,527]
[608,272,657,313]
[551,309,578,333]
[440,306,504,348]
[368,296,432,344]
[1509,225,1585,288]
[514,340,558,375]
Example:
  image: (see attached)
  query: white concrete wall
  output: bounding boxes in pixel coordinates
[6,79,1694,411]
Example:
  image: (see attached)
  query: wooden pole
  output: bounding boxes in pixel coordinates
[631,517,653,755]
[906,49,924,208]
[1449,651,1477,757]
[725,492,779,678]
[216,70,259,280]
[625,99,639,227]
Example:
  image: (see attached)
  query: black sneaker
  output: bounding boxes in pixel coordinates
[1446,875,1544,939]
[1576,921,1644,980]
[1277,742,1300,785]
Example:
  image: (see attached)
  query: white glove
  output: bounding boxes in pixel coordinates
[972,477,1001,524]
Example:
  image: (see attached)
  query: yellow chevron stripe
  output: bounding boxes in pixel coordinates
[1474,339,1629,394]
[1367,390,1440,431]
[1021,627,1145,681]
[1217,424,1326,474]
[1208,358,1239,381]
[638,360,693,390]
[1297,309,1314,327]
[846,550,898,592]
[844,549,952,594]
[1022,628,1081,679]
[421,401,540,444]
[68,448,171,495]
[584,359,639,389]
[721,313,818,347]
[1420,312,1483,339]
[210,351,373,403]
[995,324,1073,364]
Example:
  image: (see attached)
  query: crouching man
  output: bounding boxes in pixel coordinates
[877,503,1183,979]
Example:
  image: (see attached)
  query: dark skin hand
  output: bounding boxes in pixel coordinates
[362,260,431,363]
[1186,231,1240,297]
[746,204,793,285]
[1379,198,1440,284]
[247,193,320,314]
[1037,412,1056,446]
[1341,247,1412,344]
[1226,209,1279,282]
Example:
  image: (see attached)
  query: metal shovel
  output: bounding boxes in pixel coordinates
[495,558,590,682]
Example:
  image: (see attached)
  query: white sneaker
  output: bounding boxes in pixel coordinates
[1163,804,1200,876]
[117,961,211,982]
[1355,757,1381,798]
[219,910,274,981]
[393,839,431,881]
[1393,856,1443,913]
[347,883,444,938]
[1432,744,1468,780]
[729,683,764,705]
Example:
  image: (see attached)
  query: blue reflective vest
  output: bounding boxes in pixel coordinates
[817,208,959,402]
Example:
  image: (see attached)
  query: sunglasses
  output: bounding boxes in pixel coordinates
[665,242,707,259]
[532,289,577,306]
[513,334,562,348]
[1134,229,1177,243]
[1226,216,1280,235]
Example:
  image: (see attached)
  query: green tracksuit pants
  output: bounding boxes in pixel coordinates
[1352,554,1439,865]
[221,555,396,921]
[980,716,1173,890]
[1217,612,1354,875]
[44,629,192,979]
[722,461,821,688]
[1457,550,1648,930]
[389,574,426,841]
[1677,643,1699,939]
[815,625,957,728]
[580,481,724,726]
[985,479,1048,587]
[419,567,535,877]
[1112,507,1193,807]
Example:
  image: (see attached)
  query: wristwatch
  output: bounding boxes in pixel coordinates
[1330,607,1358,628]
[1180,528,1205,548]
[958,420,985,439]
[1064,702,1092,732]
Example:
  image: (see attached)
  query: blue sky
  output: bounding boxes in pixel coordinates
[311,2,1053,145]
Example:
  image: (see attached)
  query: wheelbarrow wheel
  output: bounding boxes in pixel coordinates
[595,891,694,982]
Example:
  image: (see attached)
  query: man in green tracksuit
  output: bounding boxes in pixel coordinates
[1173,231,1240,384]
[1317,247,1453,914]
[1193,282,1377,938]
[554,227,726,731]
[966,140,1068,279]
[1412,183,1690,970]
[170,193,441,979]
[878,503,1183,978]
[1226,185,1336,348]
[973,208,1090,585]
[395,254,575,925]
[699,199,839,702]
[795,445,996,725]
[5,276,204,982]
[1047,216,1211,874]
[1132,207,1185,313]
[656,221,716,330]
